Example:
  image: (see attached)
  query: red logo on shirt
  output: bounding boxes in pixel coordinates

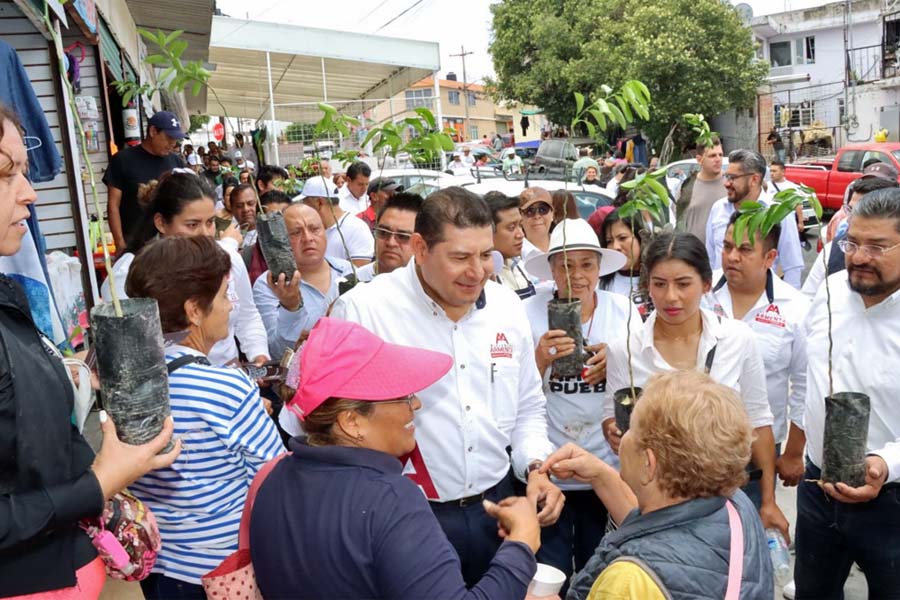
[401,444,439,499]
[490,332,513,359]
[755,304,786,328]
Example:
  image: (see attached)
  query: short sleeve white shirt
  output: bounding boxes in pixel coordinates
[326,213,375,263]
[331,260,554,501]
[703,269,810,442]
[338,185,369,214]
[524,288,640,489]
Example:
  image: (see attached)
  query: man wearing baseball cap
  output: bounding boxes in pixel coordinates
[297,176,374,267]
[358,178,402,231]
[332,186,561,586]
[826,161,900,243]
[103,110,186,254]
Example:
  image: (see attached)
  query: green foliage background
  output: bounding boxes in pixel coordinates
[488,0,768,144]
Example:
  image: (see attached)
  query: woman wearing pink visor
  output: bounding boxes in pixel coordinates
[250,318,542,599]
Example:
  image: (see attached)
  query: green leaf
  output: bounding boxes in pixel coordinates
[403,117,425,135]
[170,40,188,59]
[650,166,668,178]
[587,108,606,131]
[645,177,670,206]
[615,95,633,123]
[620,179,638,190]
[733,215,748,246]
[144,54,168,66]
[414,107,436,129]
[574,91,585,117]
[749,210,767,242]
[191,80,202,97]
[164,29,185,47]
[139,28,158,44]
[607,103,627,129]
[318,102,336,114]
[739,200,763,212]
[121,88,134,108]
[438,134,456,151]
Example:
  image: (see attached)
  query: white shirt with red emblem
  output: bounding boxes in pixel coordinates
[331,260,554,501]
[703,269,810,443]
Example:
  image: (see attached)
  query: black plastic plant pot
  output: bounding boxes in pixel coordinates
[90,298,172,450]
[338,273,358,296]
[548,297,583,379]
[822,392,871,487]
[614,387,642,433]
[257,212,298,284]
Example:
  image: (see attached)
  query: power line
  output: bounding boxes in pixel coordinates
[357,0,392,25]
[375,0,427,32]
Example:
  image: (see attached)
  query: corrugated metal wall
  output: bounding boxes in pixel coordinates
[1,0,78,250]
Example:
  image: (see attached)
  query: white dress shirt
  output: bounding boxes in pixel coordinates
[703,269,809,442]
[801,242,833,301]
[331,260,555,501]
[338,185,369,214]
[99,239,269,366]
[604,308,773,429]
[326,213,374,263]
[705,195,804,288]
[524,288,639,489]
[354,261,376,282]
[603,272,640,298]
[804,271,900,483]
[252,257,353,359]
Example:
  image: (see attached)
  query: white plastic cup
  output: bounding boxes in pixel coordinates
[527,563,567,598]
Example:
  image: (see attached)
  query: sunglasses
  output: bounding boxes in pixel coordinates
[374,227,413,244]
[521,202,552,218]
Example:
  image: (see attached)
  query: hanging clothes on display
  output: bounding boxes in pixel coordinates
[0,39,62,183]
[632,134,648,166]
[520,115,530,137]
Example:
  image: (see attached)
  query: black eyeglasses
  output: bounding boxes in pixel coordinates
[521,202,552,218]
[374,227,413,244]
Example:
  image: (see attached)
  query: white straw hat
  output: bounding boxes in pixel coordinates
[524,218,627,280]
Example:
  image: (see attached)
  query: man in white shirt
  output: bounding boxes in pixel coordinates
[484,191,535,299]
[338,161,370,214]
[704,213,809,493]
[355,192,423,282]
[502,149,525,175]
[461,146,476,167]
[794,188,900,598]
[705,149,804,288]
[448,154,466,170]
[298,176,374,267]
[252,203,353,360]
[331,186,561,586]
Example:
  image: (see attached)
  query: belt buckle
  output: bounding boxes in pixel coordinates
[458,493,484,508]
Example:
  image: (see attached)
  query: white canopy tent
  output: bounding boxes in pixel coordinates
[206,16,443,164]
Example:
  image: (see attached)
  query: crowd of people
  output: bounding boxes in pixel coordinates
[2,103,899,600]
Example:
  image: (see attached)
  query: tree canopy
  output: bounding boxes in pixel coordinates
[488,0,768,143]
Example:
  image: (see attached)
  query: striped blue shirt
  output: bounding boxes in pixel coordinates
[129,346,284,584]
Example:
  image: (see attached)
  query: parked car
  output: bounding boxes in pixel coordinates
[530,139,579,177]
[784,143,900,211]
[372,168,472,194]
[462,178,615,220]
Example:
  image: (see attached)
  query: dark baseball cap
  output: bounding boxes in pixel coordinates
[861,161,899,180]
[148,111,186,140]
[368,178,402,194]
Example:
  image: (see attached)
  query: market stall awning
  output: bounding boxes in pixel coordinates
[205,16,441,123]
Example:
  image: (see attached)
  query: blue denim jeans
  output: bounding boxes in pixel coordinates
[795,460,900,599]
[536,488,609,597]
[140,573,206,600]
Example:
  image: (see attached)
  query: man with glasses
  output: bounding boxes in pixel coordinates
[705,149,804,288]
[356,192,424,282]
[802,175,899,300]
[297,176,374,268]
[794,187,900,598]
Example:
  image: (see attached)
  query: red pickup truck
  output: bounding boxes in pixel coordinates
[784,143,900,211]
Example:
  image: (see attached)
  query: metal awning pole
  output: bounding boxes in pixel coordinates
[266,51,280,165]
[433,71,446,170]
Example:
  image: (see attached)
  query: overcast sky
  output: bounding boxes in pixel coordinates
[216,0,835,84]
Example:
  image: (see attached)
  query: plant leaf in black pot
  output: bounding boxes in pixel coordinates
[614,387,642,433]
[547,297,583,378]
[91,298,173,451]
[257,212,299,293]
[822,392,871,488]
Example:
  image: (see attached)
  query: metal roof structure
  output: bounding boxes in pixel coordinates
[205,16,441,123]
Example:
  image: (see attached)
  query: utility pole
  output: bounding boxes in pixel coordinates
[450,45,474,141]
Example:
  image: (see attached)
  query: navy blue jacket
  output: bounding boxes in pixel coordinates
[251,438,536,599]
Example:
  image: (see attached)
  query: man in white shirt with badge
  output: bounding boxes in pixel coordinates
[794,188,900,598]
[704,212,810,497]
[331,186,561,586]
[705,149,804,288]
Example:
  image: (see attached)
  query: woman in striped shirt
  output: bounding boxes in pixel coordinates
[126,236,284,599]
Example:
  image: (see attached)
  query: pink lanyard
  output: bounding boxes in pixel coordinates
[724,500,744,599]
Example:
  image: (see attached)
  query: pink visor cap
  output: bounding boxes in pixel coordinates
[288,318,453,420]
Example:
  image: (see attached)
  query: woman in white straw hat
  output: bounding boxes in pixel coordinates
[522,218,641,592]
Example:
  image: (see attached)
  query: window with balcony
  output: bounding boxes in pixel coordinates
[448,90,460,105]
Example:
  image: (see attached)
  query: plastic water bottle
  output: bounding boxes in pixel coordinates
[766,528,791,585]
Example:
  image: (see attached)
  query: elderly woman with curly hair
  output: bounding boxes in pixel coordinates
[543,371,773,600]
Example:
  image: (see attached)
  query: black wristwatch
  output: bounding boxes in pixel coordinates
[525,460,543,479]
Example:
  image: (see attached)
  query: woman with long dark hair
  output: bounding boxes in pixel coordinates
[0,105,178,598]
